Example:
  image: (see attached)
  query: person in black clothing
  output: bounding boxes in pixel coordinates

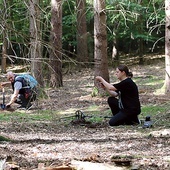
[96,65,141,126]
[1,71,37,110]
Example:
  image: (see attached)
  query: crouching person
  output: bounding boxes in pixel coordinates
[1,71,37,110]
[96,65,141,126]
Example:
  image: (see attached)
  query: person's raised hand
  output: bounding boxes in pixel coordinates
[95,76,102,82]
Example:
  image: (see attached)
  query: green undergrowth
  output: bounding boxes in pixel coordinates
[0,102,169,128]
[140,102,170,127]
[0,135,11,142]
[0,110,64,122]
[0,62,169,128]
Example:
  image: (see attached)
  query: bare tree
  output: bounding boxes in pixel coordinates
[94,0,109,84]
[76,0,88,66]
[29,0,43,86]
[138,0,144,65]
[1,28,7,73]
[165,0,170,93]
[49,0,63,87]
[1,0,7,73]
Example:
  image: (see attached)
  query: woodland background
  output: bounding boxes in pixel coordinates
[0,0,170,170]
[1,0,169,92]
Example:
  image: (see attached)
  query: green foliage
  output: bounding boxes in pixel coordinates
[140,103,170,127]
[135,75,164,85]
[62,1,77,58]
[0,110,59,122]
[106,0,165,54]
[4,1,29,42]
[37,88,48,99]
[88,116,104,123]
[0,0,165,66]
[91,87,99,97]
[141,104,169,118]
[0,135,11,142]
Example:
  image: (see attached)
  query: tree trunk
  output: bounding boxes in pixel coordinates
[50,0,63,87]
[2,32,7,73]
[1,0,7,73]
[112,39,119,67]
[138,0,144,65]
[165,0,170,93]
[94,0,109,84]
[76,0,88,66]
[29,0,43,86]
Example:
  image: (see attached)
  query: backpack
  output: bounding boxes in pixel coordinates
[16,74,38,89]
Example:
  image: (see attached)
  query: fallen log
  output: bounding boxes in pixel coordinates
[70,160,128,170]
[45,166,73,170]
[35,163,74,170]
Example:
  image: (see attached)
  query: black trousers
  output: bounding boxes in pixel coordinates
[17,88,37,107]
[107,96,140,126]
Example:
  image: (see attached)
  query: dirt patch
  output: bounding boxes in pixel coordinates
[0,62,170,170]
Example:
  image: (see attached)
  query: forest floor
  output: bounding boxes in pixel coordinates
[0,59,170,170]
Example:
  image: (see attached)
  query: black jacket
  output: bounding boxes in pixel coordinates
[11,75,30,95]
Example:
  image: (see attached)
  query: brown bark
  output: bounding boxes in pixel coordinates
[50,0,63,87]
[76,0,88,65]
[1,0,7,73]
[2,32,7,73]
[29,0,43,86]
[138,0,144,65]
[94,0,109,84]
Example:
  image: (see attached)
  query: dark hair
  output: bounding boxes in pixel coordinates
[117,65,133,78]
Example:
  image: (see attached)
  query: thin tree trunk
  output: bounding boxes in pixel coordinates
[111,2,120,67]
[2,32,7,73]
[29,0,43,86]
[165,0,170,93]
[1,0,7,73]
[94,0,109,84]
[112,39,119,66]
[138,0,144,65]
[76,0,88,65]
[50,0,63,87]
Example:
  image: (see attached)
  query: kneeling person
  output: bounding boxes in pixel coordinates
[2,71,37,110]
[96,65,141,126]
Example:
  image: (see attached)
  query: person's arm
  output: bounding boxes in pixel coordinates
[96,76,118,97]
[6,81,22,106]
[6,89,19,106]
[96,76,117,91]
[1,82,11,87]
[107,90,118,97]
